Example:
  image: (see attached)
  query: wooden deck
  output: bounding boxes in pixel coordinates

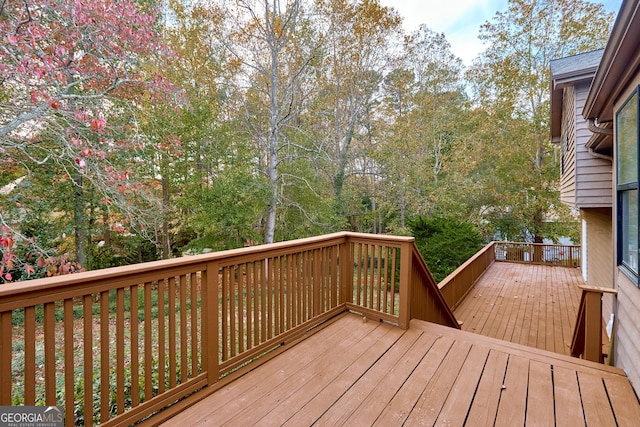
[162,312,640,426]
[453,262,583,356]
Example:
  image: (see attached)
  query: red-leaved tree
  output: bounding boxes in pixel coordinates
[0,0,177,281]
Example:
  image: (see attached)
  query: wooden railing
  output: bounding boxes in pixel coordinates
[0,232,457,426]
[571,285,617,363]
[495,242,580,267]
[438,242,496,310]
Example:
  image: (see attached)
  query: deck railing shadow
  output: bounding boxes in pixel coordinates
[0,232,457,426]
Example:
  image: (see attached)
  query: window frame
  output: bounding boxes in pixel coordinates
[616,86,640,284]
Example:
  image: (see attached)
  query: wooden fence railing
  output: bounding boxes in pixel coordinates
[494,242,580,267]
[0,232,457,426]
[438,242,496,310]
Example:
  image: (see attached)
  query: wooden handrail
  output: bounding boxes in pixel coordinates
[571,284,617,363]
[0,232,457,426]
[438,242,496,309]
[494,241,581,267]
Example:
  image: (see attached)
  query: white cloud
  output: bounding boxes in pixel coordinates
[380,0,623,67]
[380,0,508,66]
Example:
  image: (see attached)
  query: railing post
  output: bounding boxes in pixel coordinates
[398,241,412,329]
[203,261,220,384]
[574,285,617,363]
[340,238,354,306]
[0,311,11,405]
[583,290,602,363]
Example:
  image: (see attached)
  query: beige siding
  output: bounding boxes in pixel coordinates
[614,273,640,395]
[560,86,576,205]
[573,83,613,208]
[581,208,614,316]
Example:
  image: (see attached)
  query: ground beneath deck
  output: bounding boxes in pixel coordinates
[453,262,584,356]
[163,312,639,426]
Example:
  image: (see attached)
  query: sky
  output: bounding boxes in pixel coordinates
[378,0,624,67]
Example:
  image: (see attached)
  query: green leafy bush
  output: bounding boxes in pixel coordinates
[408,216,484,282]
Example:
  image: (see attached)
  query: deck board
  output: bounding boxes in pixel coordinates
[454,262,584,355]
[162,313,640,426]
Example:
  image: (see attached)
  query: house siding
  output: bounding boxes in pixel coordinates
[581,208,614,316]
[560,86,576,205]
[573,83,612,208]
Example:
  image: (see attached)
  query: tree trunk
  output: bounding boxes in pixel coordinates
[160,175,170,259]
[73,172,87,266]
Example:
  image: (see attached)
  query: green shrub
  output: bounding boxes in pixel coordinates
[408,216,484,282]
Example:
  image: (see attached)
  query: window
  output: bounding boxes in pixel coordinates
[616,88,639,280]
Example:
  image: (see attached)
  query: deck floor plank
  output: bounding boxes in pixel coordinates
[603,374,640,425]
[227,321,396,426]
[553,366,586,427]
[372,333,456,426]
[526,360,555,426]
[493,354,529,427]
[434,344,491,426]
[278,323,405,426]
[343,332,440,425]
[403,340,473,425]
[501,262,527,343]
[313,327,425,425]
[465,349,509,426]
[170,314,364,425]
[578,370,618,426]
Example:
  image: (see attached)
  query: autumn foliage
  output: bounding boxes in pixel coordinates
[0,0,173,282]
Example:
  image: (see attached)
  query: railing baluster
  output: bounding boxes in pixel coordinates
[331,246,338,308]
[44,302,56,406]
[246,263,253,350]
[130,285,139,409]
[99,292,109,422]
[376,245,383,312]
[313,249,321,316]
[261,259,267,343]
[24,306,35,405]
[288,254,300,327]
[64,298,75,422]
[222,266,228,360]
[116,288,125,414]
[307,251,312,320]
[238,265,245,355]
[356,243,363,305]
[168,276,177,389]
[158,279,166,394]
[252,262,259,347]
[144,282,153,400]
[278,256,284,335]
[286,255,292,329]
[229,267,236,357]
[0,310,12,405]
[391,247,398,315]
[190,273,198,377]
[203,261,219,384]
[83,295,93,427]
[382,246,390,314]
[181,275,188,382]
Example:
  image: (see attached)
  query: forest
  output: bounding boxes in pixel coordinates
[0,0,615,282]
